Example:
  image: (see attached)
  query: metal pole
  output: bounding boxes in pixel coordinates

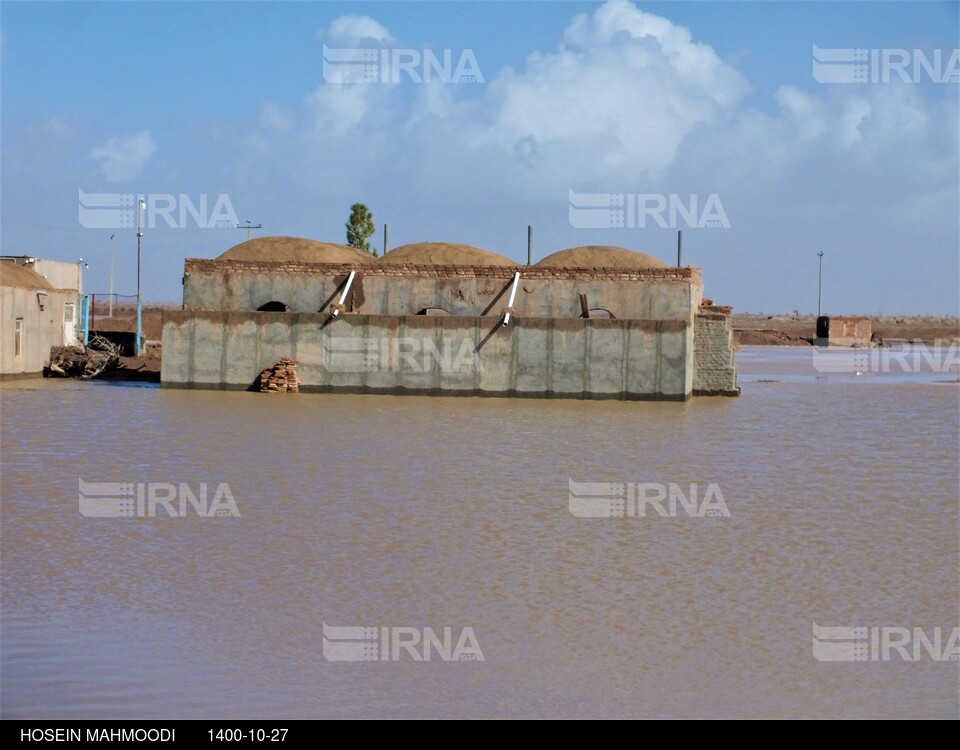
[817,251,824,317]
[137,198,145,356]
[383,223,388,256]
[527,225,532,265]
[109,234,115,317]
[82,294,90,346]
[677,230,682,267]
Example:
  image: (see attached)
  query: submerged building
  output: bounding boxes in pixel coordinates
[161,238,739,400]
[1,257,84,379]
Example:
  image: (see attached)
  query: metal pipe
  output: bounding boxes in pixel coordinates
[502,271,521,326]
[331,270,357,318]
[527,225,532,265]
[677,230,682,267]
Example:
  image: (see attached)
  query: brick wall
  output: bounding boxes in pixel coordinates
[817,316,872,346]
[182,260,703,322]
[693,306,739,396]
[183,259,700,283]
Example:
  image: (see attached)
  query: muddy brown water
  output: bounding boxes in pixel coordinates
[1,347,957,718]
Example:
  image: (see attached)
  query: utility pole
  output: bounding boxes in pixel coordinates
[817,251,824,317]
[109,234,116,317]
[238,220,262,242]
[137,197,145,356]
[383,223,389,256]
[677,230,682,267]
[527,225,533,265]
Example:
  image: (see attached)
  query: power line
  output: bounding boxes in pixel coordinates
[1,217,91,234]
[2,217,240,235]
[237,220,262,242]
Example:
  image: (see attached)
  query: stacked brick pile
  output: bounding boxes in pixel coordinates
[259,358,299,393]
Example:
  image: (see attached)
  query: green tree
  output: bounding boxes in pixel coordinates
[345,203,377,256]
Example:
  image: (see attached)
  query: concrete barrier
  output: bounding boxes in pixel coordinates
[161,311,694,400]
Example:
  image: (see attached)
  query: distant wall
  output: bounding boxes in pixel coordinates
[816,316,872,347]
[182,260,703,322]
[0,286,76,376]
[693,307,739,396]
[162,311,694,400]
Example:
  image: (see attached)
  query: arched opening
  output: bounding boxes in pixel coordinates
[417,308,451,316]
[257,301,288,312]
[588,308,616,319]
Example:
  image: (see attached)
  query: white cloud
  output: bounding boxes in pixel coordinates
[90,130,157,183]
[4,0,955,313]
[259,101,292,133]
[319,14,393,47]
[485,0,749,177]
[227,0,956,312]
[303,83,384,137]
[296,0,752,185]
[255,0,955,211]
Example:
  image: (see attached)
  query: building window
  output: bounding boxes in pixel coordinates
[15,318,23,357]
[64,303,75,323]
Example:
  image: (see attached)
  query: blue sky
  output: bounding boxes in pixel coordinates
[2,1,958,314]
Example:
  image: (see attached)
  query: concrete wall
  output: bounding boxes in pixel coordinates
[162,311,694,400]
[182,260,702,323]
[0,286,77,376]
[692,307,739,396]
[32,259,83,293]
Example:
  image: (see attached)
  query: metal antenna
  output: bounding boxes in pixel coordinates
[238,220,262,242]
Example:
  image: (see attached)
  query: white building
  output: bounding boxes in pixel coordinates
[1,257,83,378]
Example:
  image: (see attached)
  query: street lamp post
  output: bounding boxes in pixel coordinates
[137,198,145,356]
[109,234,116,317]
[817,251,824,317]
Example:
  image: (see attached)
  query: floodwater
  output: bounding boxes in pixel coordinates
[1,346,957,719]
